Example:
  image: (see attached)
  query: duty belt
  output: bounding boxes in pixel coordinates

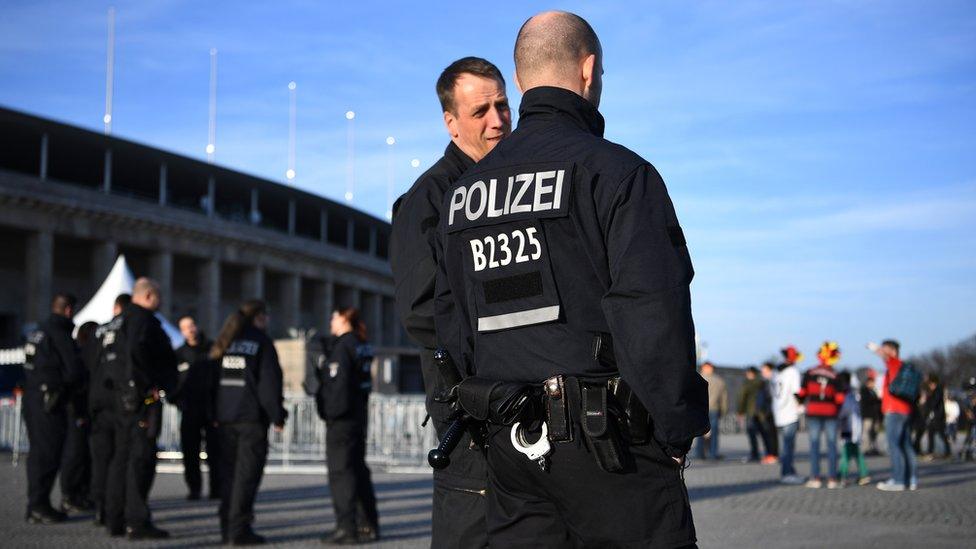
[454,373,652,473]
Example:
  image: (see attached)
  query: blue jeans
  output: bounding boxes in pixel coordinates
[807,417,838,480]
[885,412,918,486]
[778,421,798,477]
[696,411,721,459]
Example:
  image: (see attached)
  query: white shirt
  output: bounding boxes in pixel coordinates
[771,364,801,427]
[946,399,961,425]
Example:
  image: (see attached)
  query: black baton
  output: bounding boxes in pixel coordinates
[428,415,466,469]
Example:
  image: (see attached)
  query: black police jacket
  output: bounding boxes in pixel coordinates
[172,338,216,419]
[390,141,474,426]
[435,87,709,455]
[121,303,178,395]
[315,332,373,421]
[215,325,286,426]
[23,313,82,393]
[88,314,125,414]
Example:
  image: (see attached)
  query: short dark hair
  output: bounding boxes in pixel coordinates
[114,293,131,309]
[882,339,900,353]
[746,366,759,376]
[436,57,505,114]
[514,11,600,84]
[51,293,77,314]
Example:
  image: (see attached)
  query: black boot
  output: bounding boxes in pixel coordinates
[231,529,266,545]
[26,505,67,524]
[322,527,360,545]
[126,523,170,539]
[357,525,379,542]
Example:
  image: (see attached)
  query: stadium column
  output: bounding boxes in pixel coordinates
[199,259,221,336]
[149,251,173,318]
[319,210,328,243]
[243,266,264,300]
[91,241,118,284]
[280,273,300,335]
[361,291,383,346]
[39,133,49,181]
[103,149,112,193]
[313,279,334,333]
[25,230,53,324]
[158,163,168,206]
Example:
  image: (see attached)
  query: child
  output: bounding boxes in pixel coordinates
[837,372,871,486]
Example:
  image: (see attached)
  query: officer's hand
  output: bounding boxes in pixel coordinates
[273,422,284,433]
[673,456,684,466]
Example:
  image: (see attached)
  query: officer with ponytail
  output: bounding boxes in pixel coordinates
[315,307,379,545]
[211,299,286,545]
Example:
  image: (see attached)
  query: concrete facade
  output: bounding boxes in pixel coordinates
[0,106,409,356]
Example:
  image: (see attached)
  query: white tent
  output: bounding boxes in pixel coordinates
[73,255,185,348]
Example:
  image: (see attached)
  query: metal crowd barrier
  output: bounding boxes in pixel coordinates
[2,394,437,470]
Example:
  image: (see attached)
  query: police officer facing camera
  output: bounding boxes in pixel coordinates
[104,278,178,540]
[315,308,379,545]
[23,292,84,524]
[88,293,130,526]
[211,299,287,546]
[390,55,511,548]
[434,11,708,546]
[173,315,220,501]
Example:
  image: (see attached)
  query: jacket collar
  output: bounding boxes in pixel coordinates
[443,141,476,173]
[518,86,605,137]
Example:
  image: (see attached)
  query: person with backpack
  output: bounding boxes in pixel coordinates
[871,339,919,491]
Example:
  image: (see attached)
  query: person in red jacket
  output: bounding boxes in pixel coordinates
[872,339,918,491]
[796,341,845,488]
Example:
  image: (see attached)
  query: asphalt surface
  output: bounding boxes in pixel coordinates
[2,433,974,548]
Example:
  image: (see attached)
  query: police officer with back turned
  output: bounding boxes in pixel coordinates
[88,293,130,526]
[435,11,708,547]
[104,277,178,539]
[212,299,287,545]
[23,293,83,524]
[390,56,511,547]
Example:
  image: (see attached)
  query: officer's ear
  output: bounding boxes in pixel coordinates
[581,53,597,89]
[514,70,524,94]
[443,110,459,139]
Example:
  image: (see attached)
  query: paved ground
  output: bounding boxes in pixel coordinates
[2,433,974,548]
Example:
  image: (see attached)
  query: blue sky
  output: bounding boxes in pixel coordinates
[1,1,974,368]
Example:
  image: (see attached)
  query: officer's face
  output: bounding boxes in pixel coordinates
[179,317,198,342]
[444,73,511,162]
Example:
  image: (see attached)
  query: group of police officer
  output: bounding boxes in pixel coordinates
[23,279,180,539]
[392,10,708,548]
[23,280,295,545]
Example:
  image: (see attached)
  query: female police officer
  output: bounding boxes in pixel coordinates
[316,308,379,545]
[211,299,286,545]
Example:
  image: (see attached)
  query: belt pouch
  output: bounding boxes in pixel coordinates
[610,378,651,445]
[544,375,572,442]
[581,384,627,473]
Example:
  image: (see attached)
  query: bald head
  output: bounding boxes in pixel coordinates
[132,277,162,312]
[514,11,602,105]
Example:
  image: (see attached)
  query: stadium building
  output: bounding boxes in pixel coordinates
[0,106,420,392]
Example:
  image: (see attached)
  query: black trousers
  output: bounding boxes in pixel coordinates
[431,443,488,548]
[326,407,378,533]
[60,407,91,502]
[89,408,117,512]
[485,424,697,548]
[23,390,67,512]
[181,411,221,497]
[219,422,269,539]
[104,405,160,530]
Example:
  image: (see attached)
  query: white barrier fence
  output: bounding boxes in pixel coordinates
[1,394,438,470]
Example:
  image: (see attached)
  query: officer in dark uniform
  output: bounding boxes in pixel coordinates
[434,11,708,546]
[23,293,83,524]
[390,56,511,548]
[212,299,286,545]
[315,307,379,545]
[104,278,178,539]
[173,314,219,500]
[59,320,98,513]
[88,293,130,526]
